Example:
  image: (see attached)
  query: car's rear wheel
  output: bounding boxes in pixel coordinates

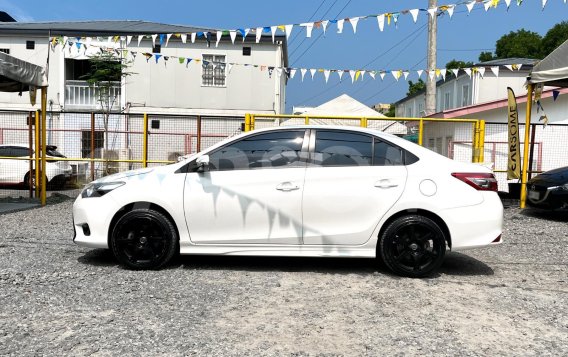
[24,171,48,189]
[379,215,446,278]
[110,208,178,270]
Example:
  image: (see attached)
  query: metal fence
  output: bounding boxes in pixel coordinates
[0,110,244,201]
[2,108,565,202]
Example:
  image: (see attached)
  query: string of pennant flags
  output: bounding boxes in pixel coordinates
[53,37,529,85]
[49,0,565,49]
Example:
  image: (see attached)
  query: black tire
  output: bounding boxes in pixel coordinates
[24,171,47,189]
[379,215,446,278]
[110,208,178,270]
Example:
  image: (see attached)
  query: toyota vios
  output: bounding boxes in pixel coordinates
[73,126,503,277]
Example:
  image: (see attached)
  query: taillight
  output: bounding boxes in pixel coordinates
[451,172,498,192]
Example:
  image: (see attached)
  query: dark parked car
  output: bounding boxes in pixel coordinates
[527,166,568,209]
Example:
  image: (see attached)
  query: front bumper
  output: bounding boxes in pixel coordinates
[72,194,119,249]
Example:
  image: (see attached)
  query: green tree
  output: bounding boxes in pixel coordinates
[384,104,396,117]
[495,29,542,59]
[541,21,568,57]
[406,79,425,97]
[445,59,473,70]
[81,52,132,175]
[478,51,495,62]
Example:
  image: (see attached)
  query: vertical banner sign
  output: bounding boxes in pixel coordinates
[507,87,521,180]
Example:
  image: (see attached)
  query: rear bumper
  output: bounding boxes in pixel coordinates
[441,193,504,250]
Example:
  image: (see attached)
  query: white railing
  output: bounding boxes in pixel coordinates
[65,80,121,109]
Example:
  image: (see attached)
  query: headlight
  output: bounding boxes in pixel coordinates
[81,181,125,198]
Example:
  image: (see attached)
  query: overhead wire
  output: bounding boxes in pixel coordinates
[289,0,341,57]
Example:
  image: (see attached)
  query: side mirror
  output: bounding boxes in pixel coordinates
[196,155,210,172]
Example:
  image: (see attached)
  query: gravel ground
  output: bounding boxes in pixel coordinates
[0,198,566,356]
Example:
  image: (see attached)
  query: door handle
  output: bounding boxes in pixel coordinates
[374,180,398,189]
[276,182,300,191]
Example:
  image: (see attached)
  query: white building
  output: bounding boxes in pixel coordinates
[394,58,568,191]
[0,20,288,173]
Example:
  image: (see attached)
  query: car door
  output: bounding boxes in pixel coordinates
[184,130,308,244]
[302,130,408,245]
[0,146,28,184]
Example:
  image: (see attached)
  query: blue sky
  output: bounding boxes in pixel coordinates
[1,0,566,112]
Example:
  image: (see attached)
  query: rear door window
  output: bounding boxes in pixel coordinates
[313,131,373,167]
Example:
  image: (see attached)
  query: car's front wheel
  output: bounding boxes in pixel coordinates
[379,215,446,278]
[110,208,178,270]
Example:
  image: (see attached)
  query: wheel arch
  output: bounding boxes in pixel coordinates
[107,201,180,247]
[377,209,452,251]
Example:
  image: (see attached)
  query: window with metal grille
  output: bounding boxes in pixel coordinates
[202,54,226,87]
[81,130,105,158]
[26,41,35,50]
[0,48,10,54]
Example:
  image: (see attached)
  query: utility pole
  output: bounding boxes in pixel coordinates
[425,0,437,116]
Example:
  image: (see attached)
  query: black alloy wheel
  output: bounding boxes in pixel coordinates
[110,208,178,270]
[379,215,446,278]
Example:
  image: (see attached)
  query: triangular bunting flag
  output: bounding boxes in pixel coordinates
[191,33,197,43]
[154,54,162,64]
[490,66,499,77]
[484,1,492,11]
[447,5,455,18]
[310,68,317,80]
[452,69,459,77]
[380,71,386,80]
[166,34,172,46]
[478,67,486,77]
[216,31,222,47]
[126,35,132,45]
[290,68,297,79]
[138,35,144,46]
[143,53,153,62]
[151,34,158,47]
[466,1,476,13]
[409,9,420,23]
[271,26,277,43]
[337,19,345,34]
[276,68,282,77]
[369,71,376,80]
[321,20,329,35]
[440,69,447,81]
[552,90,560,101]
[349,70,356,83]
[181,34,187,43]
[301,68,307,81]
[350,17,360,33]
[505,0,512,8]
[464,68,472,78]
[228,63,233,74]
[428,70,436,81]
[285,24,293,40]
[505,65,513,71]
[324,69,330,83]
[337,70,345,82]
[403,71,410,80]
[542,0,548,9]
[301,23,314,38]
[178,57,185,64]
[392,70,401,81]
[417,70,424,79]
[255,28,263,43]
[427,8,437,19]
[243,28,250,42]
[377,14,385,32]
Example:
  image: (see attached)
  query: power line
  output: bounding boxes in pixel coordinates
[288,0,330,46]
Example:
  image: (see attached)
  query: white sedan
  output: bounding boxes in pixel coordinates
[73,126,503,277]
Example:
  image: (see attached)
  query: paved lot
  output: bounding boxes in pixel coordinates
[0,199,566,356]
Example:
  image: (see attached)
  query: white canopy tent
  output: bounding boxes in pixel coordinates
[519,39,568,208]
[528,38,568,87]
[0,51,47,91]
[284,94,407,135]
[0,51,49,205]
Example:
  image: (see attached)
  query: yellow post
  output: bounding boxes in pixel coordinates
[472,121,479,163]
[34,110,40,198]
[304,116,309,125]
[40,87,47,206]
[360,117,368,128]
[142,113,148,168]
[250,115,256,131]
[478,120,485,164]
[520,84,534,209]
[418,120,424,146]
[244,113,251,132]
